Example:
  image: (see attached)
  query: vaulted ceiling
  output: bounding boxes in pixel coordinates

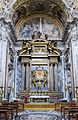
[12,0,67,29]
[2,0,77,31]
[2,0,74,39]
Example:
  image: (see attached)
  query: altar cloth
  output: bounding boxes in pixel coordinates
[29,96,50,98]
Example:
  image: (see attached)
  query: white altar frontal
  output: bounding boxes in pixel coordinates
[29,96,50,102]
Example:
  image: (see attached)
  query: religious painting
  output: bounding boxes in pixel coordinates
[42,18,60,38]
[18,17,61,39]
[19,22,33,38]
[19,17,40,39]
[31,66,48,91]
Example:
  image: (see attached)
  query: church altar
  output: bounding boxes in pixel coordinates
[19,38,61,102]
[29,96,50,102]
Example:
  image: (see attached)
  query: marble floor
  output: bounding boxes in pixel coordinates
[14,110,64,120]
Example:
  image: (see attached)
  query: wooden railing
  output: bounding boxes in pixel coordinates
[0,100,24,120]
[54,101,78,119]
[59,101,78,120]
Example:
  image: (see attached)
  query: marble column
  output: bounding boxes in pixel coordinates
[28,63,30,92]
[49,63,51,91]
[24,64,26,90]
[21,64,25,91]
[26,62,30,92]
[28,61,31,92]
[48,60,50,89]
[54,63,58,91]
[49,63,53,91]
[53,64,55,91]
[51,63,54,91]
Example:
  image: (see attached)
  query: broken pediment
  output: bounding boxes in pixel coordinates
[19,39,61,57]
[19,41,31,56]
[47,42,61,56]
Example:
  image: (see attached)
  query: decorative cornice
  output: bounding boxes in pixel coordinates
[0,18,17,44]
[63,18,78,43]
[62,22,70,43]
[17,38,62,42]
[13,0,66,10]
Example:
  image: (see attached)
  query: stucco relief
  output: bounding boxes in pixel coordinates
[13,6,26,25]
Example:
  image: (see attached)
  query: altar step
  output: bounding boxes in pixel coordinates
[24,103,56,110]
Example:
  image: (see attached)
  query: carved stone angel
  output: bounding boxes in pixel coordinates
[48,42,60,55]
[20,42,31,55]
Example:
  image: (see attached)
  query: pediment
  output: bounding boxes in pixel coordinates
[19,39,61,57]
[47,42,61,56]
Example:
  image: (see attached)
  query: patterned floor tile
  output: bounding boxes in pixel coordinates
[13,110,64,120]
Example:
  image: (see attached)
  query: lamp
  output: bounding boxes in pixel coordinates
[7,85,12,102]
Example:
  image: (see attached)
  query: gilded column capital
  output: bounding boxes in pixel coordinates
[50,57,58,63]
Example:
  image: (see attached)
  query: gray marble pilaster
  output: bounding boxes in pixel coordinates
[54,63,58,91]
[49,63,51,91]
[48,60,50,89]
[26,63,28,91]
[26,62,30,92]
[51,63,53,91]
[49,63,53,91]
[28,61,32,92]
[28,63,30,92]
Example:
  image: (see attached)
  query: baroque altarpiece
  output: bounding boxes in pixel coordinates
[1,0,78,102]
[19,38,61,102]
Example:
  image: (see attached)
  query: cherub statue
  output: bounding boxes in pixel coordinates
[37,31,42,38]
[38,81,42,89]
[23,42,31,49]
[20,42,31,55]
[48,42,60,54]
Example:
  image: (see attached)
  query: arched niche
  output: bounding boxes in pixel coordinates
[16,15,63,40]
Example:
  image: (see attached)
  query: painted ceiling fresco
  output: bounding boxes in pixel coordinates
[18,17,61,39]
